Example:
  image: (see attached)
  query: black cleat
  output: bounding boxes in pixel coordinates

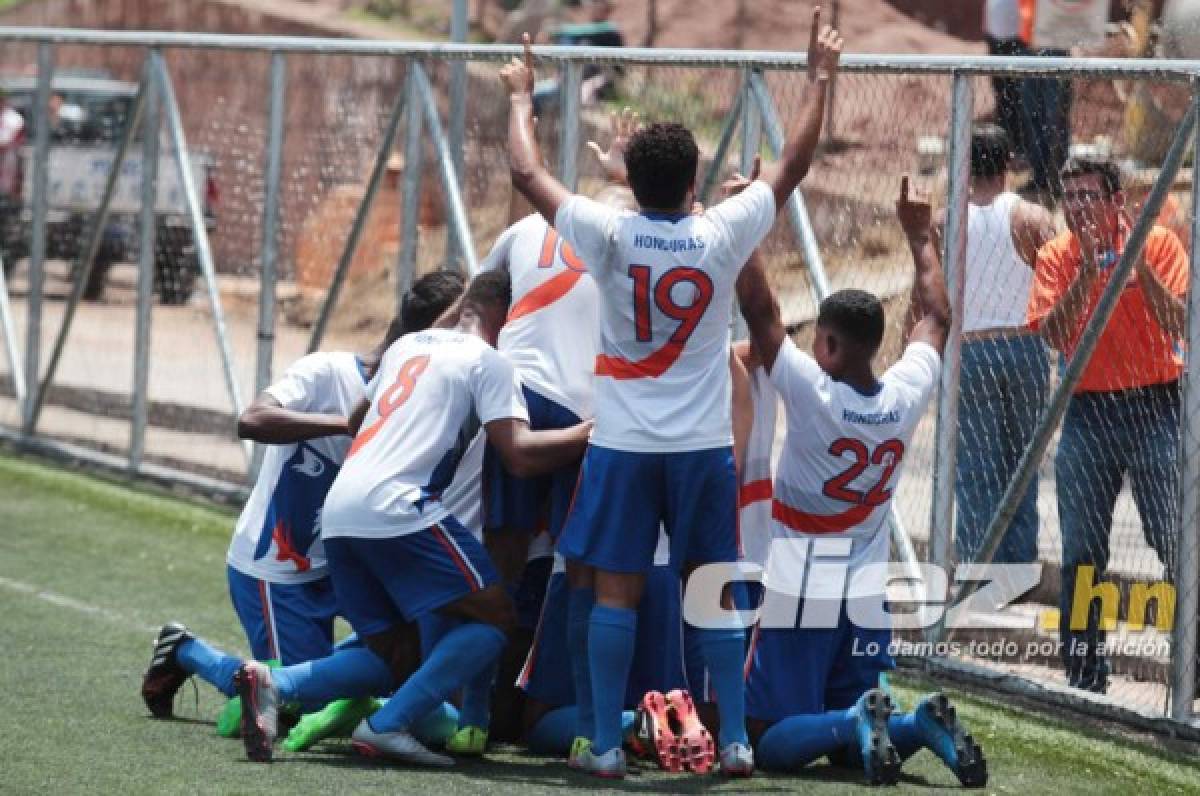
[915,693,988,788]
[141,622,193,718]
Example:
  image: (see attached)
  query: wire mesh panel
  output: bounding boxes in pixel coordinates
[0,30,1198,730]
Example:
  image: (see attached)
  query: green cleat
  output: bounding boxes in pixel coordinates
[282,697,381,753]
[215,697,243,738]
[445,725,489,756]
[567,736,591,769]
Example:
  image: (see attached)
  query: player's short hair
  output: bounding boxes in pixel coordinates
[817,288,885,352]
[1060,156,1122,197]
[463,269,512,314]
[395,270,467,338]
[970,124,1010,179]
[625,122,699,210]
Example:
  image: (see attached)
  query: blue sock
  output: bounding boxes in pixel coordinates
[368,623,506,734]
[527,706,637,755]
[888,711,922,761]
[566,587,595,741]
[588,604,637,755]
[757,709,858,771]
[458,661,496,729]
[412,702,461,747]
[418,612,457,659]
[176,637,240,698]
[696,627,749,747]
[272,646,393,708]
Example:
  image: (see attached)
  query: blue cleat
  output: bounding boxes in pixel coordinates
[913,693,987,788]
[852,688,901,786]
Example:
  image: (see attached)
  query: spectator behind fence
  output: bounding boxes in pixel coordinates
[1013,0,1072,199]
[983,0,1027,159]
[532,0,625,114]
[954,124,1056,567]
[1026,157,1188,695]
[0,87,23,201]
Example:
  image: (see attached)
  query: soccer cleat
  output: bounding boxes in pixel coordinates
[576,745,627,779]
[282,697,381,752]
[852,688,902,786]
[666,689,715,774]
[913,693,988,788]
[235,661,279,763]
[445,725,489,756]
[718,741,755,778]
[350,719,454,766]
[215,697,242,738]
[141,622,193,719]
[567,736,591,769]
[631,690,681,770]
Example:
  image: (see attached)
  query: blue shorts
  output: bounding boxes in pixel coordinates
[514,555,554,632]
[226,565,338,666]
[324,515,499,636]
[745,599,894,723]
[484,386,582,540]
[558,445,738,574]
[518,567,688,708]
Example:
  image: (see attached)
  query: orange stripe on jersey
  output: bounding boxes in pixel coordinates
[770,498,875,534]
[347,416,384,459]
[738,478,773,509]
[507,269,584,324]
[594,340,685,380]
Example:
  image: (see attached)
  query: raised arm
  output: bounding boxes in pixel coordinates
[735,249,787,374]
[1012,198,1058,269]
[237,393,350,443]
[896,176,951,354]
[503,34,573,223]
[760,7,843,212]
[484,417,592,478]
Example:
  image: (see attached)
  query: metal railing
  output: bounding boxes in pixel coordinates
[0,27,1198,737]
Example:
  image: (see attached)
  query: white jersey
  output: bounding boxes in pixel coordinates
[479,214,599,420]
[322,329,528,540]
[764,338,940,596]
[226,352,367,584]
[554,181,776,452]
[443,429,486,540]
[964,192,1034,332]
[738,365,778,569]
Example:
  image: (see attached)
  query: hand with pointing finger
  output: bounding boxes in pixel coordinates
[500,32,537,97]
[895,175,933,242]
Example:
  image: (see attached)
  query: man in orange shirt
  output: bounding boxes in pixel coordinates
[1026,157,1188,694]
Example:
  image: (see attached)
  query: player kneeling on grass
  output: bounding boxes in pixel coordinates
[733,176,986,787]
[141,272,466,739]
[236,270,592,765]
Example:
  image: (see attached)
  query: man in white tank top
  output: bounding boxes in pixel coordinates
[954,125,1057,566]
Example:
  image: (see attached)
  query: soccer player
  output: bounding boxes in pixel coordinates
[140,271,466,729]
[735,176,986,787]
[501,9,843,777]
[236,270,592,765]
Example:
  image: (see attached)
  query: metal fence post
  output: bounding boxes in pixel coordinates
[153,52,251,464]
[740,71,761,176]
[27,59,149,434]
[22,42,53,434]
[413,63,478,275]
[250,52,288,478]
[398,64,424,311]
[559,61,582,192]
[1169,79,1200,722]
[930,73,971,593]
[130,55,161,473]
[697,74,746,206]
[445,0,468,270]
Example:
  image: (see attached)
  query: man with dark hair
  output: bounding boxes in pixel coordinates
[235,269,592,765]
[501,7,842,778]
[1027,156,1188,694]
[953,124,1057,568]
[140,270,466,736]
[735,177,985,787]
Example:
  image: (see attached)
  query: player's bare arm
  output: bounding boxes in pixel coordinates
[735,249,787,374]
[730,347,752,478]
[1012,199,1057,269]
[503,34,573,223]
[760,7,843,212]
[896,175,951,354]
[484,417,592,479]
[236,393,351,443]
[346,396,370,437]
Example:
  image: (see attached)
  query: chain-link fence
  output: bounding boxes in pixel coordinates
[0,29,1197,735]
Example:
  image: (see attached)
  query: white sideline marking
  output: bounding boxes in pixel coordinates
[0,574,157,634]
